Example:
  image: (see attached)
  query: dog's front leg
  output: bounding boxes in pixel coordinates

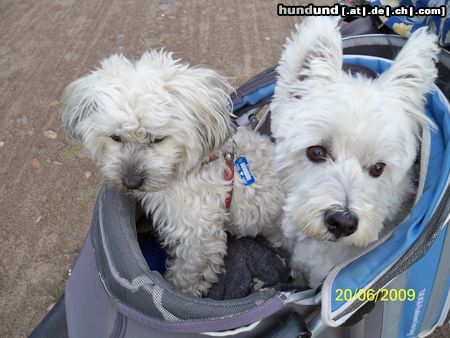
[164,222,228,296]
[138,182,229,297]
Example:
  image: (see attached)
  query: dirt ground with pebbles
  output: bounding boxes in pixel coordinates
[0,1,448,337]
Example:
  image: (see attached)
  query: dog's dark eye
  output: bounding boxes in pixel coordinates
[152,137,166,144]
[111,134,122,142]
[306,146,328,162]
[369,162,385,178]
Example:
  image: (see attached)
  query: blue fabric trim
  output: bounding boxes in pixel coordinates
[232,84,275,111]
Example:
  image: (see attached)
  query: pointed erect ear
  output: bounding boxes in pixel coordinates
[378,28,440,128]
[60,73,98,139]
[275,16,342,99]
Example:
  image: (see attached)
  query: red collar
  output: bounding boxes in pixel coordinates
[201,152,234,210]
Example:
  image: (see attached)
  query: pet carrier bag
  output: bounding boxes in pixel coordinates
[30,19,450,338]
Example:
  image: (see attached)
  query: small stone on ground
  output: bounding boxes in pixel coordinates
[44,130,58,139]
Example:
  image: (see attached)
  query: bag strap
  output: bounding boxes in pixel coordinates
[340,16,379,37]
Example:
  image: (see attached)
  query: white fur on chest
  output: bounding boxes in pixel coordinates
[288,231,362,287]
[138,156,230,243]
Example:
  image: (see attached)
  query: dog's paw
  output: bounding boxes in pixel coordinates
[165,269,215,297]
[181,280,213,297]
[164,238,226,297]
[290,267,310,290]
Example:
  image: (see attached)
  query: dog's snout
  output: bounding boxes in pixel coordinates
[122,173,144,190]
[324,209,358,238]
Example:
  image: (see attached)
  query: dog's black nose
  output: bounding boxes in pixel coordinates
[324,209,358,238]
[122,174,144,190]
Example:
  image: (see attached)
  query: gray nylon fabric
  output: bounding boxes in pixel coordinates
[420,225,450,332]
[65,233,119,338]
[91,185,279,324]
[380,271,409,338]
[362,301,384,338]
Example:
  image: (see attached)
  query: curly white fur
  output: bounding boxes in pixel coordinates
[60,50,283,296]
[271,17,439,287]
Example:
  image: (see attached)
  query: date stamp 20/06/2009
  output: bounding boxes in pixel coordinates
[336,288,417,302]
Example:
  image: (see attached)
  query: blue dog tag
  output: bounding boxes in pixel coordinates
[234,156,255,185]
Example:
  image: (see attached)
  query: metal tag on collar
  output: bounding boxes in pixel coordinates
[234,156,255,185]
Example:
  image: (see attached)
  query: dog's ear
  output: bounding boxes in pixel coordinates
[166,65,234,157]
[275,17,342,99]
[378,28,439,128]
[60,73,98,139]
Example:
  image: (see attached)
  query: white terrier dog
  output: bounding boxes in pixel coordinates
[270,17,439,287]
[60,50,283,296]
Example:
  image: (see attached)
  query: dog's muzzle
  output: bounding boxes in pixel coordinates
[122,173,144,190]
[324,209,358,238]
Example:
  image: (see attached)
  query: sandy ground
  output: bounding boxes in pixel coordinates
[0,1,448,337]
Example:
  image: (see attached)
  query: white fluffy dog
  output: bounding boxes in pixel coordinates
[270,17,440,287]
[60,50,283,296]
